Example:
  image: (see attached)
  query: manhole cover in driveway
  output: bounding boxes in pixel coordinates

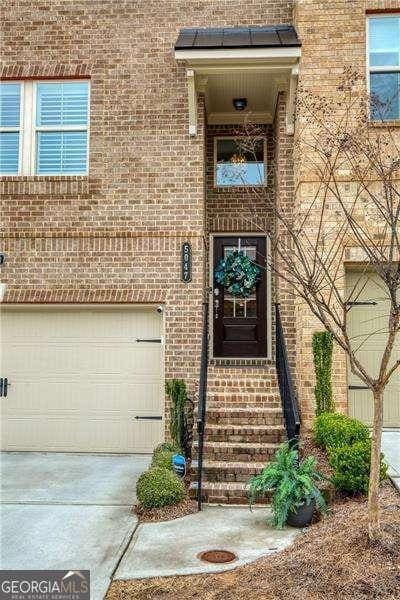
[198,550,237,564]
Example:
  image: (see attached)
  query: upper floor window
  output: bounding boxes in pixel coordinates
[368,15,400,120]
[0,80,89,175]
[214,137,265,187]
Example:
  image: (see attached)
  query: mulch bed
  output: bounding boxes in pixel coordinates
[133,496,198,523]
[108,482,400,600]
[299,436,334,479]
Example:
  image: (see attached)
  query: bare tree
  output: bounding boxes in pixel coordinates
[228,69,399,542]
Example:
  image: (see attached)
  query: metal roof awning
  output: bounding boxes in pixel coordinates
[175,25,301,50]
[174,25,301,136]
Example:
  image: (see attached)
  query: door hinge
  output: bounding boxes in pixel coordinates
[346,301,377,306]
[348,385,369,390]
[134,415,163,420]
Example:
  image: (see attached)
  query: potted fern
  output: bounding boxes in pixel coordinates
[248,443,328,528]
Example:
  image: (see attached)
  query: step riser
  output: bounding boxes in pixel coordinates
[191,468,261,483]
[205,429,285,444]
[195,447,277,462]
[190,488,270,505]
[207,388,280,406]
[206,414,283,426]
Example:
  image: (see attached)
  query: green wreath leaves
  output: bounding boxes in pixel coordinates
[214,250,261,298]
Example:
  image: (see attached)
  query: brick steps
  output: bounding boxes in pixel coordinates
[206,406,284,426]
[206,394,281,407]
[191,459,265,482]
[205,423,285,444]
[194,440,280,462]
[190,480,271,505]
[192,366,284,504]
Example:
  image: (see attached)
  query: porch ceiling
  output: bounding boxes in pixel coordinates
[205,70,288,125]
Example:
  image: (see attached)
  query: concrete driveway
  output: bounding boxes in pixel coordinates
[0,452,150,600]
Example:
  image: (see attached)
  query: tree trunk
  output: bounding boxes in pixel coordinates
[368,388,384,541]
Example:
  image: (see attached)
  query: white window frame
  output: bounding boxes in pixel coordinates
[366,13,400,121]
[213,136,267,188]
[0,79,90,176]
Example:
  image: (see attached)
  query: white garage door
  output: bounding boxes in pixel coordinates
[347,272,399,428]
[0,306,164,452]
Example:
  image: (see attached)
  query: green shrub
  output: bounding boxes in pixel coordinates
[153,442,181,456]
[312,331,335,415]
[314,412,369,451]
[136,467,185,509]
[165,379,194,458]
[151,449,175,471]
[328,440,387,494]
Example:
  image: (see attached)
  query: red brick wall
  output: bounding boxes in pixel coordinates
[0,0,295,421]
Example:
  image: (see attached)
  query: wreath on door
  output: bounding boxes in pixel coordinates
[214,250,261,298]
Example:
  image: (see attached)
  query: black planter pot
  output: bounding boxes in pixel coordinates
[286,500,315,527]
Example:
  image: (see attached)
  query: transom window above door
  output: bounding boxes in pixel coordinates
[214,137,265,187]
[368,15,400,120]
[0,80,89,175]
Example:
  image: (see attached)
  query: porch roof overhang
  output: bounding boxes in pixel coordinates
[174,25,301,136]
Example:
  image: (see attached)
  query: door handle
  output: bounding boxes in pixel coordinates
[135,338,162,343]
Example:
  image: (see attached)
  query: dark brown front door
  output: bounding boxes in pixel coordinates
[213,236,267,358]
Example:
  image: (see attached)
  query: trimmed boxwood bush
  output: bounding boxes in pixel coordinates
[153,442,181,456]
[314,412,369,451]
[136,467,185,509]
[328,440,387,493]
[151,449,175,471]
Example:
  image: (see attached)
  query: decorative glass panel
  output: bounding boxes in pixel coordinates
[370,72,400,120]
[37,131,87,174]
[223,296,235,317]
[369,17,400,67]
[36,82,88,126]
[0,132,19,174]
[246,295,257,318]
[216,138,264,186]
[0,83,21,127]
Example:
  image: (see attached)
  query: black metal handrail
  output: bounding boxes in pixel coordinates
[275,303,300,447]
[196,300,209,510]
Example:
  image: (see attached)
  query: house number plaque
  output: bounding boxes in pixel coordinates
[181,242,192,283]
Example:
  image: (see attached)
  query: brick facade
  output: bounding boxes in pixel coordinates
[1,0,397,463]
[293,0,400,426]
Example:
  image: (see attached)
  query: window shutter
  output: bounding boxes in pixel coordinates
[37,131,87,174]
[0,133,19,174]
[0,83,21,174]
[36,82,88,126]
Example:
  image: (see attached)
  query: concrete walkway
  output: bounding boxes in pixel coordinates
[1,452,150,600]
[115,505,299,580]
[382,430,400,491]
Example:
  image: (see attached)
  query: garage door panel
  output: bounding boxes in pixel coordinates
[2,381,163,415]
[347,272,399,427]
[6,344,163,380]
[1,306,164,452]
[2,416,162,453]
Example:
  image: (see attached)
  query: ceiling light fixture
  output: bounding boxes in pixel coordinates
[233,98,247,111]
